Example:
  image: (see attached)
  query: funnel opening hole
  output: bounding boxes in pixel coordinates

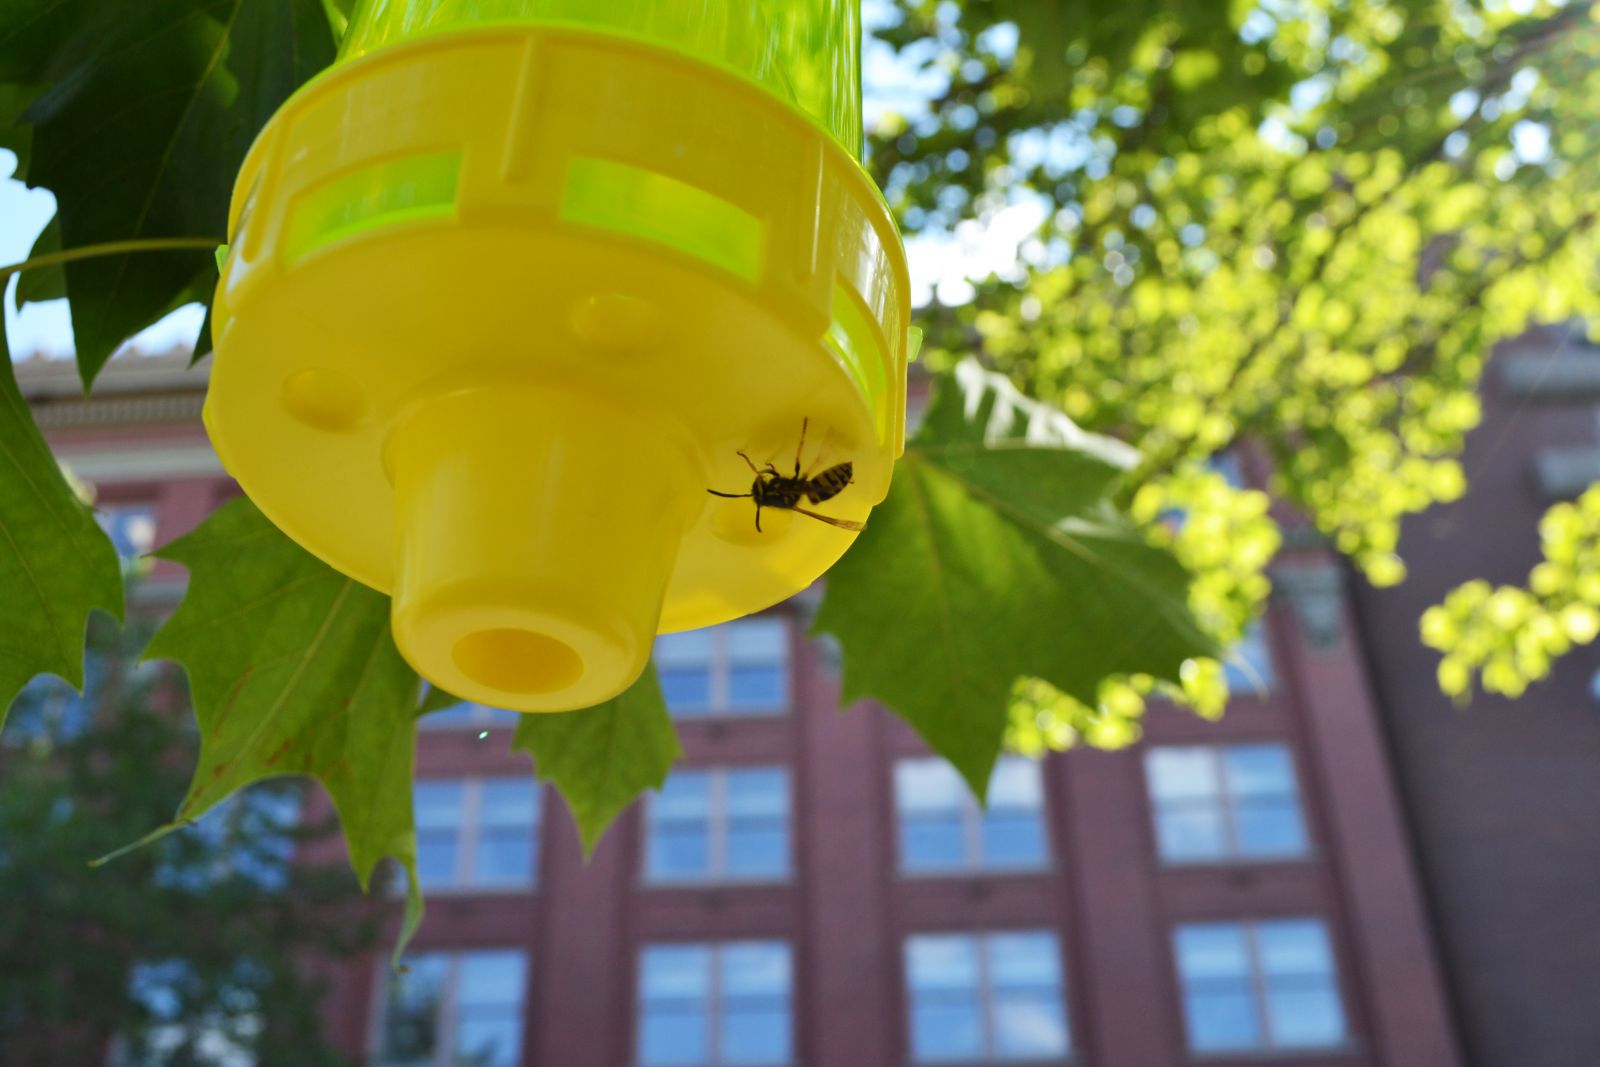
[453,628,583,696]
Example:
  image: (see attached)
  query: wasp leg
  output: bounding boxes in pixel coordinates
[707,489,752,499]
[737,451,761,475]
[794,417,809,477]
[755,504,763,533]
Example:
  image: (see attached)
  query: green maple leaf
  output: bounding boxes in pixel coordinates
[133,498,424,952]
[0,329,124,725]
[13,0,335,383]
[511,665,680,856]
[814,361,1215,796]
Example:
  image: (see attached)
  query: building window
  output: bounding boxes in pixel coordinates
[904,931,1070,1063]
[413,779,540,890]
[1144,743,1309,864]
[655,618,789,717]
[1174,919,1348,1053]
[895,757,1048,873]
[418,699,523,731]
[1223,622,1275,693]
[373,950,529,1067]
[645,767,790,884]
[637,941,792,1067]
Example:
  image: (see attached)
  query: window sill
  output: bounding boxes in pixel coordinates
[1158,853,1318,871]
[1186,1042,1362,1062]
[895,864,1058,881]
[638,876,794,891]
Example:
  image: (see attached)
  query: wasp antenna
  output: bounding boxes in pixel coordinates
[707,489,752,499]
[795,417,809,477]
[736,450,761,475]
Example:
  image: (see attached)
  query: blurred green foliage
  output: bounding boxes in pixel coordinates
[870,0,1600,734]
[0,616,375,1067]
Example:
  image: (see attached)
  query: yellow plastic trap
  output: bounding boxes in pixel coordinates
[205,1,910,712]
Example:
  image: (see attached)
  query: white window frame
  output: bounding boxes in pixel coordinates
[1173,919,1348,1054]
[635,941,793,1067]
[368,949,530,1067]
[413,777,541,892]
[643,767,791,885]
[655,618,791,717]
[894,757,1050,875]
[1144,743,1310,865]
[904,930,1072,1063]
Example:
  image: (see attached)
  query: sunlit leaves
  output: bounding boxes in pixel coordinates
[885,0,1600,699]
[1425,484,1600,700]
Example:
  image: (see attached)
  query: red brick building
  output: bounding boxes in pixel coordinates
[21,350,1465,1067]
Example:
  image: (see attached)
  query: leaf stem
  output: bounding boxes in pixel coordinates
[0,237,224,284]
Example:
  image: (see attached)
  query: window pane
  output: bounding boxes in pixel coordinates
[896,760,964,813]
[726,770,789,878]
[726,770,787,818]
[986,758,1044,808]
[640,946,711,1067]
[987,933,1060,989]
[1257,920,1334,977]
[479,780,538,828]
[377,954,449,1065]
[1175,924,1250,980]
[640,1010,709,1067]
[648,828,712,881]
[458,951,528,1008]
[1224,745,1294,796]
[657,632,715,714]
[725,823,787,878]
[907,936,979,992]
[1234,800,1308,858]
[909,1002,984,1063]
[415,782,465,828]
[728,666,785,711]
[721,943,791,996]
[655,630,715,667]
[721,943,792,1066]
[721,1006,790,1065]
[1155,805,1228,863]
[648,775,712,882]
[727,619,787,662]
[474,829,534,886]
[1176,925,1259,1054]
[660,669,713,715]
[902,814,966,872]
[474,781,539,886]
[981,812,1046,869]
[417,834,459,889]
[1265,985,1347,1049]
[1145,748,1220,801]
[1185,990,1262,1052]
[642,946,712,999]
[991,992,1069,1059]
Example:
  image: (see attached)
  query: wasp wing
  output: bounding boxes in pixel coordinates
[793,506,866,531]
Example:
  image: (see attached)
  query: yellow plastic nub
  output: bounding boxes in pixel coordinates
[387,387,699,710]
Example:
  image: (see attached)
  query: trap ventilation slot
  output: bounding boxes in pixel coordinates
[825,280,889,445]
[560,156,765,283]
[284,152,462,264]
